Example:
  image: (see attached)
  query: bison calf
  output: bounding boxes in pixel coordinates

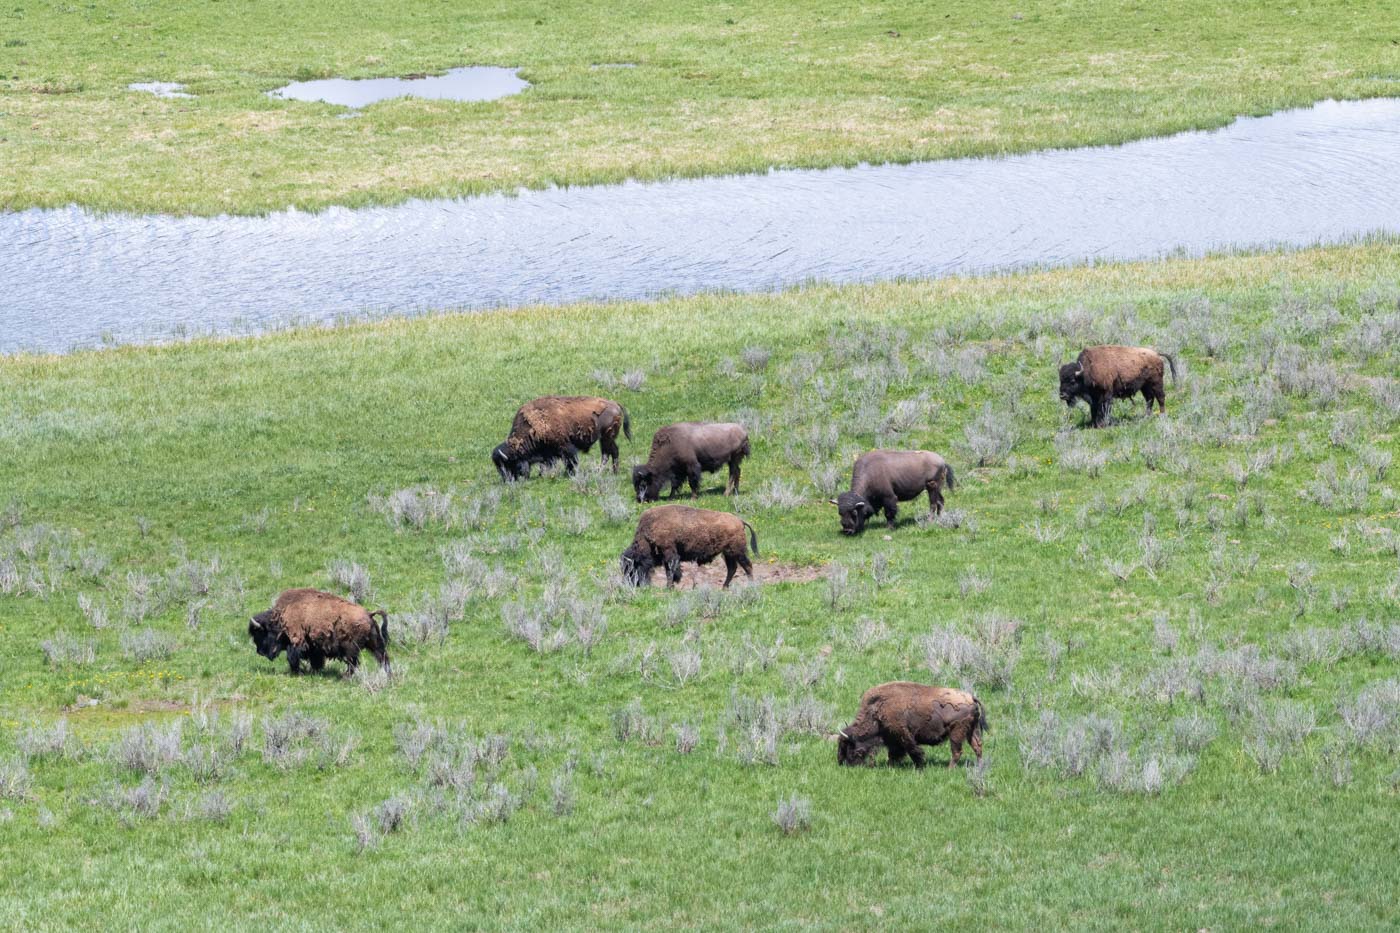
[837,681,986,769]
[1059,344,1178,428]
[492,395,632,480]
[632,421,750,502]
[833,449,954,535]
[249,588,390,678]
[620,505,758,588]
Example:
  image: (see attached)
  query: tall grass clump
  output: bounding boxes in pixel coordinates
[772,794,813,835]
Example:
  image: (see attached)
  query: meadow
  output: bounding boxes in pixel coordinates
[2,0,1400,214]
[1,243,1399,928]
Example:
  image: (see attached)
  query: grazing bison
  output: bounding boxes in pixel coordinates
[248,588,391,677]
[620,505,758,588]
[631,421,751,502]
[837,681,986,769]
[832,449,954,535]
[492,396,632,480]
[1059,344,1178,428]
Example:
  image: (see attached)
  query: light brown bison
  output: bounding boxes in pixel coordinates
[620,505,758,588]
[492,396,632,479]
[832,449,954,535]
[631,421,751,502]
[837,681,986,769]
[248,588,390,677]
[1059,345,1178,428]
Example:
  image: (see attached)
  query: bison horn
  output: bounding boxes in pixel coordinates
[828,498,838,506]
[838,729,850,739]
[249,616,262,629]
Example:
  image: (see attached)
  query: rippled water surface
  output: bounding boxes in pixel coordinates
[268,66,528,107]
[4,98,1400,354]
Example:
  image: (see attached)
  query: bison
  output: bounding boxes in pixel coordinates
[837,681,987,769]
[631,421,751,502]
[620,505,758,588]
[1059,345,1178,428]
[832,449,954,535]
[492,396,632,480]
[248,588,391,677]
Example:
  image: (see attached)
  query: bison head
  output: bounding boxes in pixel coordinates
[834,492,875,535]
[491,443,528,481]
[836,727,880,766]
[248,610,287,660]
[619,546,655,586]
[1059,362,1085,406]
[631,464,660,502]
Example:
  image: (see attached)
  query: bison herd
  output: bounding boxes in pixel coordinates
[246,345,1173,769]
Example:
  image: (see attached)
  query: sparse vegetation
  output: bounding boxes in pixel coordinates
[2,247,1400,925]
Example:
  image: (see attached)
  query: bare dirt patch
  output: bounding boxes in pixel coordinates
[670,558,829,589]
[64,697,189,716]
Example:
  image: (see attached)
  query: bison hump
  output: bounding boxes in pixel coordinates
[276,590,370,647]
[1081,345,1159,379]
[518,397,608,447]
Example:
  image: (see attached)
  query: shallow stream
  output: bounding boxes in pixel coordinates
[4,98,1399,354]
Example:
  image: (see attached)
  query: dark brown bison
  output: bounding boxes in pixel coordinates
[492,396,632,480]
[1059,345,1178,428]
[832,449,954,535]
[837,681,986,769]
[620,505,758,588]
[248,588,390,677]
[631,421,750,502]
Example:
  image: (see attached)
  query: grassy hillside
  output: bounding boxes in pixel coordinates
[1,244,1399,927]
[2,0,1399,214]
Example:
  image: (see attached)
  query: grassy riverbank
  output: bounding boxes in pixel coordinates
[2,244,1399,927]
[1,0,1398,215]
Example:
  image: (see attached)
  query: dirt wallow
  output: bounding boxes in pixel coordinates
[668,558,829,589]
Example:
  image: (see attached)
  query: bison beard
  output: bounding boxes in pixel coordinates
[835,491,876,535]
[837,682,986,769]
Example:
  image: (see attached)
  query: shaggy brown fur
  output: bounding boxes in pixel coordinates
[248,588,390,677]
[492,396,632,479]
[620,505,758,588]
[1059,345,1178,428]
[833,449,954,535]
[837,681,986,769]
[632,421,751,501]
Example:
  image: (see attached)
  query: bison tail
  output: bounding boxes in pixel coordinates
[974,696,990,735]
[742,519,759,556]
[622,406,633,442]
[1163,352,1179,386]
[944,462,956,491]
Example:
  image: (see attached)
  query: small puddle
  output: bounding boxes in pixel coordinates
[128,81,193,99]
[5,98,1400,353]
[268,66,528,107]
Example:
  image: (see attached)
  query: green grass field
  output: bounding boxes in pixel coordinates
[2,0,1399,214]
[2,244,1399,928]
